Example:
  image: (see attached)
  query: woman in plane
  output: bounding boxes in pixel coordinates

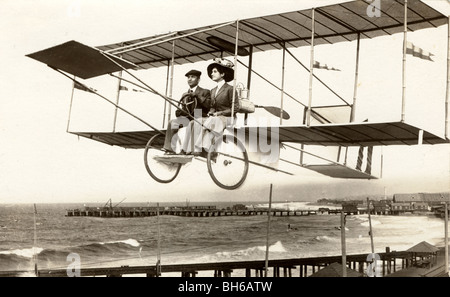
[182,58,239,156]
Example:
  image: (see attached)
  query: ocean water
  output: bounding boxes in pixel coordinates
[0,202,447,276]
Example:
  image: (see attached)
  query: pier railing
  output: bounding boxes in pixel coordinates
[1,251,414,277]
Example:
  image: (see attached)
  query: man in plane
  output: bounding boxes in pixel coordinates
[163,69,211,154]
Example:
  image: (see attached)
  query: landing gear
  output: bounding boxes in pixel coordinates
[207,134,249,190]
[144,133,182,183]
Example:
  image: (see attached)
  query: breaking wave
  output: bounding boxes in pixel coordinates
[0,238,141,272]
[99,239,140,247]
[198,241,287,262]
[314,235,340,243]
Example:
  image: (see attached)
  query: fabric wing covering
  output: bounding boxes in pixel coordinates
[70,121,447,149]
[26,1,447,79]
[98,0,447,69]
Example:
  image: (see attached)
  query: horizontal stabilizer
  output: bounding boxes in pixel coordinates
[27,41,137,79]
[303,164,378,179]
[70,130,161,149]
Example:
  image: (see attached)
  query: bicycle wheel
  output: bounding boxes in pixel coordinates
[207,134,249,190]
[144,133,182,183]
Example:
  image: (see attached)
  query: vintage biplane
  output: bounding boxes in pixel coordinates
[27,0,449,190]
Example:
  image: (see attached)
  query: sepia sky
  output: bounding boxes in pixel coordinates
[0,0,449,204]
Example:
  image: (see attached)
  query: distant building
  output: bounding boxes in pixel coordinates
[342,202,358,214]
[231,204,247,211]
[392,192,449,214]
[356,203,368,214]
[372,200,390,215]
[315,193,449,216]
[421,193,450,206]
[393,192,450,205]
[393,193,421,203]
[391,202,412,214]
[411,202,428,212]
[356,199,390,215]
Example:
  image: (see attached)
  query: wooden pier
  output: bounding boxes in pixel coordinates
[1,250,415,277]
[65,206,322,218]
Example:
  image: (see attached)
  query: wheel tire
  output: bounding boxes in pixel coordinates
[207,135,249,190]
[144,133,182,183]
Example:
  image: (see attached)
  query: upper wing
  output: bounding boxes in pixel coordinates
[27,1,447,77]
[97,0,447,70]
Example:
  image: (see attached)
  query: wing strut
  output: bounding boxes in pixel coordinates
[350,33,361,123]
[445,15,450,140]
[401,0,408,123]
[306,8,315,127]
[99,52,216,135]
[51,67,164,134]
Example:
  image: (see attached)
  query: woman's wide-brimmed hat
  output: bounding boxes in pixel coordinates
[207,58,234,82]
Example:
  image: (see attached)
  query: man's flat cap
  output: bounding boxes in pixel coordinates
[185,69,202,77]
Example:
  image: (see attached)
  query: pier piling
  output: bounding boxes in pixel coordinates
[65,205,327,219]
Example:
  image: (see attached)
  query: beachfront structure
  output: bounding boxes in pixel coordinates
[391,192,450,215]
[352,199,390,215]
[342,202,358,215]
[322,192,450,215]
[406,241,440,268]
[393,193,450,205]
[391,202,413,214]
[372,200,391,215]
